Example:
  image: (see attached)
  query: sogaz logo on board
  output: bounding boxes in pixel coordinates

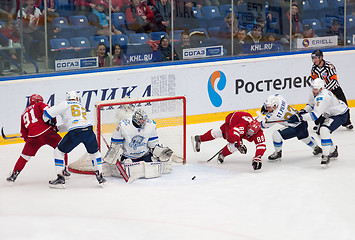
[207,71,226,107]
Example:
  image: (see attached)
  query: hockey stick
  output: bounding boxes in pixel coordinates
[207,148,223,162]
[1,127,21,140]
[101,133,130,183]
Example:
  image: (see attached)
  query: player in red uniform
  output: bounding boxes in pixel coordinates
[192,111,266,170]
[6,94,69,182]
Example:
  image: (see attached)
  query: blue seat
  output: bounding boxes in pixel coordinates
[339,15,355,28]
[90,35,109,48]
[149,32,169,41]
[320,16,339,28]
[70,37,92,58]
[202,6,222,20]
[50,38,76,60]
[208,27,221,38]
[69,15,96,37]
[170,30,185,42]
[302,18,323,30]
[112,34,129,53]
[309,0,336,18]
[219,4,237,17]
[69,15,89,26]
[192,7,203,19]
[129,33,149,44]
[112,12,127,32]
[126,43,152,55]
[52,17,69,28]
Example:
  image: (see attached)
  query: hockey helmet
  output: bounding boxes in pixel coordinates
[311,78,325,90]
[132,108,147,128]
[246,119,261,137]
[264,94,279,110]
[66,91,79,101]
[29,94,43,105]
[311,49,323,58]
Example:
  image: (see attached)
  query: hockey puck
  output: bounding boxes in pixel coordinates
[192,176,196,180]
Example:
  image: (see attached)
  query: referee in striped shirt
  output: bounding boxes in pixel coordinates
[310,49,353,130]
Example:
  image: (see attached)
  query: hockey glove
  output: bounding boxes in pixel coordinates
[287,114,302,123]
[45,118,57,127]
[235,142,247,154]
[260,105,268,115]
[298,109,307,115]
[252,156,262,170]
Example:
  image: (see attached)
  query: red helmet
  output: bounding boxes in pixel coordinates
[29,94,43,105]
[246,119,261,137]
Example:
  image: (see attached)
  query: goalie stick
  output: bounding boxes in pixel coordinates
[101,134,130,183]
[1,127,21,140]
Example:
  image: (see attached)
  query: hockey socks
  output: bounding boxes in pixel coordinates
[13,156,29,172]
[200,129,215,142]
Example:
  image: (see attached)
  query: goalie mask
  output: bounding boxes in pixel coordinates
[246,119,261,137]
[66,91,80,101]
[29,94,44,105]
[132,108,147,128]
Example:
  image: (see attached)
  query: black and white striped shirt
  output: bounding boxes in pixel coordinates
[311,60,340,91]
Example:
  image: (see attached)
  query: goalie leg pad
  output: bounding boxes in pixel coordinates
[122,161,145,179]
[145,162,163,178]
[102,162,122,177]
[103,142,123,164]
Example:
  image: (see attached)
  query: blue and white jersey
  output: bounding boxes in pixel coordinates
[43,100,92,132]
[303,89,348,121]
[261,94,298,129]
[111,118,159,159]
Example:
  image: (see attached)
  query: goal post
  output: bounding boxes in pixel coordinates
[68,96,186,174]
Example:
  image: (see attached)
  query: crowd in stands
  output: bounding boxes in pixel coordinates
[1,0,355,73]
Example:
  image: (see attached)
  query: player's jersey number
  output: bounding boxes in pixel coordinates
[71,105,87,120]
[23,109,38,128]
[284,106,296,120]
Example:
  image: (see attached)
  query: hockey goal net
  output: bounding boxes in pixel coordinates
[68,96,186,174]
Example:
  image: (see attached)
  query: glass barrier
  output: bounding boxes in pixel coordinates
[0,0,354,77]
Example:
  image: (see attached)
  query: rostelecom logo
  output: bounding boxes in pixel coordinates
[207,70,226,107]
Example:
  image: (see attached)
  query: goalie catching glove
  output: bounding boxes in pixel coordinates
[152,145,173,162]
[103,142,123,164]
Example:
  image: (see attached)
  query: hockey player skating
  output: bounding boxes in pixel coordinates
[310,49,353,130]
[260,94,322,161]
[6,94,69,182]
[287,78,349,168]
[192,111,266,170]
[102,108,174,181]
[43,91,106,188]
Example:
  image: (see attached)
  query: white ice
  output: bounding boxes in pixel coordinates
[1,109,355,240]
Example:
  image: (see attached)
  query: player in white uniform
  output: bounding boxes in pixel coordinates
[288,78,349,168]
[260,94,322,161]
[103,108,173,180]
[43,91,106,188]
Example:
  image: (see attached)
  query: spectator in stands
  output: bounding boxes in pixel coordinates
[298,23,318,39]
[203,0,219,7]
[189,30,207,47]
[74,0,96,15]
[174,0,202,29]
[112,44,127,65]
[17,0,45,61]
[0,20,21,73]
[93,2,123,36]
[157,36,179,61]
[245,24,265,43]
[175,31,190,59]
[219,12,239,39]
[236,28,247,44]
[0,0,17,20]
[95,42,110,67]
[325,18,344,46]
[154,0,171,31]
[126,0,157,33]
[280,2,301,48]
[35,0,58,17]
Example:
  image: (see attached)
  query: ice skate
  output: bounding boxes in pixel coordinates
[62,166,71,179]
[345,124,353,130]
[313,125,319,131]
[268,150,282,161]
[329,145,338,160]
[6,170,20,182]
[321,155,330,168]
[191,135,201,152]
[94,170,106,187]
[217,152,225,163]
[49,174,65,189]
[312,146,322,155]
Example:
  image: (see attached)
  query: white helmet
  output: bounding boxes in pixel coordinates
[66,91,79,101]
[264,94,279,109]
[311,78,325,90]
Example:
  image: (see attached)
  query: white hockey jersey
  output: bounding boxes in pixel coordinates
[111,118,159,159]
[303,89,348,121]
[261,94,299,129]
[43,100,92,132]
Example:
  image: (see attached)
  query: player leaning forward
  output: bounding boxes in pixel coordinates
[43,91,106,188]
[192,111,266,170]
[288,78,349,168]
[102,108,174,180]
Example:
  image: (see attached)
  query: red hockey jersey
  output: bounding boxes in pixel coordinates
[21,102,53,140]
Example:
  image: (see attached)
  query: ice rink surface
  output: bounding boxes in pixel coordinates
[1,109,355,240]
